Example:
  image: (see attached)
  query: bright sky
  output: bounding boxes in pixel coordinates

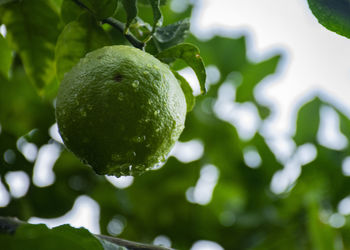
[190,0,350,135]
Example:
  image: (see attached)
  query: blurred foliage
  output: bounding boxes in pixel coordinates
[1,0,350,249]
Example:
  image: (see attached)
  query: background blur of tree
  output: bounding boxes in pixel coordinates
[1,0,350,249]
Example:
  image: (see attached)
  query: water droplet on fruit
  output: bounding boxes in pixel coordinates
[151,160,166,170]
[154,110,159,116]
[132,80,139,88]
[133,135,146,143]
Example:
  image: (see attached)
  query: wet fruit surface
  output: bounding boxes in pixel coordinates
[56,45,187,176]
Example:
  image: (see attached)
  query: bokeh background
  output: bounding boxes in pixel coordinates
[1,0,350,249]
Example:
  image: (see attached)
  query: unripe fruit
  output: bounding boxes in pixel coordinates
[56,45,187,176]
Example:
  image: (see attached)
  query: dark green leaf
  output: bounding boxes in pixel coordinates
[61,0,85,24]
[148,0,163,32]
[172,70,195,112]
[1,0,61,93]
[0,0,16,5]
[79,0,118,20]
[156,43,206,94]
[293,97,322,145]
[0,223,104,250]
[55,13,111,82]
[0,34,12,78]
[153,18,190,50]
[307,0,350,38]
[122,0,137,31]
[0,0,17,5]
[0,66,54,137]
[138,0,167,5]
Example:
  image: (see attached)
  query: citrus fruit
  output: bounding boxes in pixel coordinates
[55,45,187,176]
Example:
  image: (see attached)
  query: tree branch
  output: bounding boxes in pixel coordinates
[101,17,145,50]
[0,217,23,235]
[96,234,172,250]
[72,0,91,12]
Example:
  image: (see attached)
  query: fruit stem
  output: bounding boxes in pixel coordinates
[72,0,145,50]
[102,17,145,50]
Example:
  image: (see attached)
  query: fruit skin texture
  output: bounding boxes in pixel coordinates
[56,45,186,176]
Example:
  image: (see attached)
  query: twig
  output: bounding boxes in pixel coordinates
[72,0,145,50]
[72,0,91,12]
[102,17,145,50]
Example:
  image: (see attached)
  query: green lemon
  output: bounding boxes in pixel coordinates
[55,45,187,176]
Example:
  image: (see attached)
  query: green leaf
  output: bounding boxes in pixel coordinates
[172,70,195,112]
[79,0,118,20]
[235,54,281,103]
[1,0,61,93]
[156,43,206,94]
[0,34,12,78]
[55,13,111,82]
[0,67,55,137]
[61,0,85,24]
[186,35,248,79]
[122,0,137,31]
[307,0,350,38]
[153,18,190,50]
[148,0,163,32]
[0,223,104,250]
[293,97,322,145]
